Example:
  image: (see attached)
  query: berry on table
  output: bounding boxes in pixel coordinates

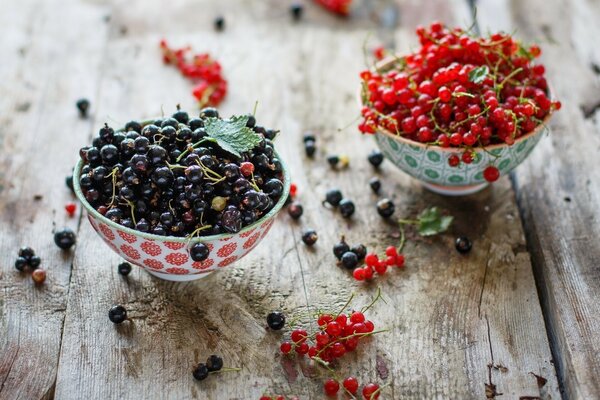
[376,198,395,218]
[15,257,28,272]
[32,269,46,285]
[267,311,286,330]
[287,202,303,219]
[214,16,225,31]
[304,140,316,157]
[108,305,127,324]
[324,189,343,207]
[341,251,358,269]
[19,247,35,259]
[367,150,384,168]
[206,355,223,372]
[193,363,209,381]
[343,376,359,394]
[290,3,304,21]
[326,154,340,168]
[369,177,381,193]
[118,262,132,276]
[301,229,318,246]
[280,341,292,354]
[323,378,340,396]
[362,383,380,399]
[76,98,90,118]
[190,243,210,262]
[483,166,500,182]
[333,237,350,260]
[353,267,366,281]
[65,202,77,217]
[339,199,355,218]
[29,256,41,269]
[455,237,472,253]
[351,244,367,260]
[54,228,76,250]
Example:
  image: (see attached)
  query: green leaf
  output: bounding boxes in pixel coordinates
[468,65,489,84]
[416,207,453,236]
[204,115,262,158]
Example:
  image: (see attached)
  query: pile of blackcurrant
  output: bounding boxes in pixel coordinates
[77,107,286,238]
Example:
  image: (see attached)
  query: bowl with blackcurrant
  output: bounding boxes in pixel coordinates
[359,22,561,196]
[73,107,290,281]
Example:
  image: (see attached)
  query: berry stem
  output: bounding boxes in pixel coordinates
[360,287,385,314]
[333,292,355,320]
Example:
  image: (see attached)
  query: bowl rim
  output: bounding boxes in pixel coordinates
[73,120,291,243]
[365,56,554,153]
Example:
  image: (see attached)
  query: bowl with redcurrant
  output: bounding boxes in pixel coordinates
[359,22,561,196]
[73,107,290,281]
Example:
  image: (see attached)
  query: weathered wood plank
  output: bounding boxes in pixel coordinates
[476,0,600,398]
[0,1,109,399]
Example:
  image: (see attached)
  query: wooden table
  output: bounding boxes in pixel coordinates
[1,0,599,399]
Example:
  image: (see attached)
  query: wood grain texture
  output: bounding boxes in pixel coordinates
[0,0,572,398]
[475,1,600,398]
[0,1,109,399]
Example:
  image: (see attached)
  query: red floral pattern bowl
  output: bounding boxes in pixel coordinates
[73,154,290,282]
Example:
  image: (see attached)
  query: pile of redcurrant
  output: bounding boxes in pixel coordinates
[353,246,405,282]
[160,40,227,107]
[359,22,561,175]
[324,376,382,399]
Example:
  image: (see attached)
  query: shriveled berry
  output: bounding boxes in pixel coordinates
[118,262,132,276]
[108,305,127,324]
[455,237,472,253]
[206,355,223,372]
[267,311,286,330]
[19,247,35,259]
[326,155,340,168]
[301,229,318,246]
[193,363,209,381]
[54,228,76,250]
[288,202,303,219]
[214,16,225,31]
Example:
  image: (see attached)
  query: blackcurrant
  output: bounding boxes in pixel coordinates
[304,140,316,158]
[455,237,472,253]
[351,244,367,260]
[54,228,76,250]
[367,150,384,168]
[29,256,41,269]
[214,16,225,31]
[14,257,28,272]
[190,243,210,262]
[118,262,132,276]
[324,189,343,207]
[267,311,286,330]
[339,199,355,218]
[200,107,219,118]
[376,198,395,218]
[172,108,189,124]
[206,355,223,372]
[287,202,303,219]
[369,177,381,193]
[327,155,340,168]
[193,363,209,381]
[76,98,90,118]
[290,3,304,20]
[301,229,318,246]
[108,305,127,324]
[18,247,35,259]
[341,251,358,269]
[65,174,74,192]
[125,120,142,133]
[333,238,350,260]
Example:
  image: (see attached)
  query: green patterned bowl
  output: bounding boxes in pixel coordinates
[374,117,549,196]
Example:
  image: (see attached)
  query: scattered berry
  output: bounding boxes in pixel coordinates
[19,247,35,259]
[351,244,367,260]
[341,251,358,269]
[362,383,380,399]
[118,262,132,276]
[267,311,286,330]
[455,237,472,253]
[280,341,292,354]
[301,229,318,246]
[15,257,28,272]
[65,202,76,217]
[193,363,209,381]
[54,228,76,250]
[32,269,46,285]
[339,199,355,218]
[323,379,340,396]
[324,189,343,207]
[66,175,74,192]
[376,198,395,218]
[290,3,304,20]
[367,150,384,168]
[333,237,350,260]
[206,355,223,372]
[214,16,225,31]
[29,256,41,269]
[287,202,303,220]
[483,165,500,182]
[369,177,381,193]
[326,154,339,168]
[108,305,127,324]
[304,140,316,157]
[343,376,359,394]
[76,98,90,118]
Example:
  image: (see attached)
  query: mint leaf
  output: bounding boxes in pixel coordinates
[468,65,489,84]
[204,115,262,158]
[416,207,453,236]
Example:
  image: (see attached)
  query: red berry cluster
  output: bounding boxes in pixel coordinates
[359,22,561,159]
[324,376,381,399]
[159,39,227,107]
[280,309,378,363]
[353,246,405,281]
[314,0,352,16]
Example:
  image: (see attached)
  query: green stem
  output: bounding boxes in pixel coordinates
[333,293,355,320]
[361,287,385,314]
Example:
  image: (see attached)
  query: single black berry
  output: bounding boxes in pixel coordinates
[304,140,316,158]
[333,238,350,260]
[29,256,41,269]
[287,202,303,220]
[351,244,367,260]
[303,133,316,142]
[301,229,318,246]
[214,16,225,31]
[327,155,339,168]
[369,177,381,193]
[290,3,304,20]
[118,262,132,276]
[324,189,343,207]
[15,257,28,272]
[190,243,210,262]
[193,363,209,381]
[54,228,76,250]
[367,150,384,168]
[267,311,286,330]
[76,98,90,118]
[376,198,395,218]
[455,237,472,254]
[339,199,355,218]
[206,355,223,372]
[66,175,74,192]
[18,247,35,259]
[108,305,127,324]
[341,251,358,269]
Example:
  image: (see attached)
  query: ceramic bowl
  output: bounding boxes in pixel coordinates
[374,118,549,196]
[73,134,290,282]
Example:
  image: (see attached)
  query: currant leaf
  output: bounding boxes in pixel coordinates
[468,65,489,84]
[204,115,262,158]
[416,207,453,236]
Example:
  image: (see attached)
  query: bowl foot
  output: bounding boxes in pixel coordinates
[145,269,215,282]
[422,181,488,196]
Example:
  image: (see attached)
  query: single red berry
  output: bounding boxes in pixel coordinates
[350,311,365,324]
[345,336,359,351]
[483,166,500,182]
[291,329,307,344]
[374,262,387,275]
[363,266,374,280]
[324,379,340,396]
[318,314,333,326]
[308,346,318,358]
[362,383,380,399]
[385,246,397,257]
[290,183,298,197]
[373,46,385,60]
[331,342,346,358]
[259,396,272,400]
[240,162,254,176]
[461,151,473,164]
[385,256,396,266]
[335,313,347,326]
[365,320,375,332]
[326,321,342,337]
[396,254,405,267]
[353,268,366,281]
[343,376,360,394]
[275,396,285,400]
[65,202,76,217]
[280,341,292,354]
[365,253,379,267]
[295,342,309,355]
